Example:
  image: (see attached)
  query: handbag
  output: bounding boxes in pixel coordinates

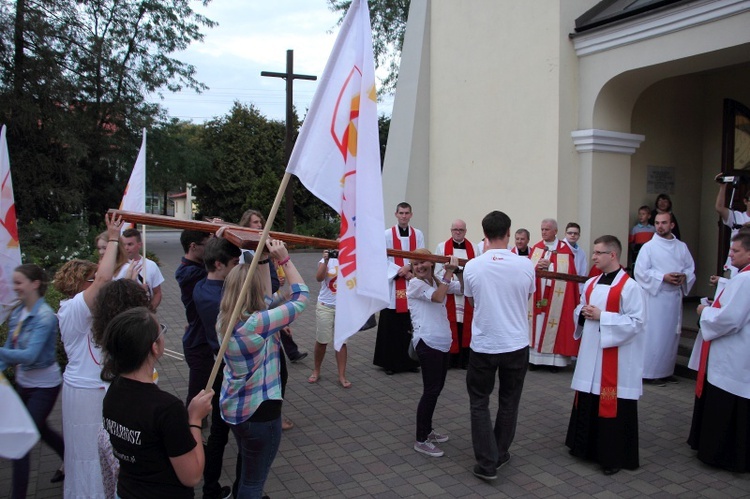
[407,326,419,361]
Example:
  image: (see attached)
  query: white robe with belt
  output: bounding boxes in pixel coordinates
[634,235,695,379]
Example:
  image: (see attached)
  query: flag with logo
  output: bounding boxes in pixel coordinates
[0,125,21,322]
[119,129,147,230]
[286,0,388,350]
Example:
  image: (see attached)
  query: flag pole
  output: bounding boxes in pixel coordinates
[205,172,292,392]
[141,224,148,286]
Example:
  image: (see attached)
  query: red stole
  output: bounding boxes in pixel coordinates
[444,239,474,352]
[584,270,630,418]
[694,265,750,397]
[391,226,417,313]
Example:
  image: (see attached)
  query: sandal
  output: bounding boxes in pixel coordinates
[340,379,352,389]
[307,373,320,384]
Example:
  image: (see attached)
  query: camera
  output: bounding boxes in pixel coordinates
[715,173,749,185]
[328,250,339,259]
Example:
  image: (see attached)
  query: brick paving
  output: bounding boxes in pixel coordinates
[2,229,748,498]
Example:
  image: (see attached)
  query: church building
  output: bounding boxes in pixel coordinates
[383,0,750,296]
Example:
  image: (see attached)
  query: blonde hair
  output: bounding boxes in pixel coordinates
[217,264,267,339]
[95,231,129,275]
[54,259,98,297]
[411,248,437,285]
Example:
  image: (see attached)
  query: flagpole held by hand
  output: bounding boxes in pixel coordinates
[204,172,292,392]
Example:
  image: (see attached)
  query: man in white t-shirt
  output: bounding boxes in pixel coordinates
[463,210,535,481]
[118,228,165,309]
[715,178,750,277]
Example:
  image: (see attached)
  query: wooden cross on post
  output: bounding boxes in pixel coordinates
[261,50,317,233]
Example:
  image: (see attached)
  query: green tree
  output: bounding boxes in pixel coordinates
[194,102,287,225]
[148,119,210,215]
[0,0,215,227]
[328,0,409,94]
[193,102,338,238]
[378,114,390,166]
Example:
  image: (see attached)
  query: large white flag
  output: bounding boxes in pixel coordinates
[0,372,39,459]
[0,125,21,321]
[286,0,388,350]
[119,129,147,226]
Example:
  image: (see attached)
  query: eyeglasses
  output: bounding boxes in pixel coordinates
[566,231,580,236]
[592,250,612,256]
[155,323,167,342]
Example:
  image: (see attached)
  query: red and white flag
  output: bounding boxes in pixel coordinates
[119,129,147,229]
[286,0,388,350]
[0,125,21,321]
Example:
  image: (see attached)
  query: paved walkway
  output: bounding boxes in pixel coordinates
[2,230,748,498]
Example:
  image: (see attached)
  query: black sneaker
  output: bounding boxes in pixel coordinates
[472,465,497,481]
[496,453,512,470]
[203,485,232,499]
[290,352,308,363]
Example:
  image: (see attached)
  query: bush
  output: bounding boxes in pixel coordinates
[20,215,92,273]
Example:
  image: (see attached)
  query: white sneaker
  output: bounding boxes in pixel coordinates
[427,430,449,443]
[414,440,444,457]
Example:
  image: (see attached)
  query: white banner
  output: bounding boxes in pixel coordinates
[286,0,388,350]
[0,125,22,322]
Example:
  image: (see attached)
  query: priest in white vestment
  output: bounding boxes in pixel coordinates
[373,202,424,374]
[634,212,695,382]
[566,235,646,475]
[688,232,750,472]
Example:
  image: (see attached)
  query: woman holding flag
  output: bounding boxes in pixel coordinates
[0,264,65,498]
[216,237,308,498]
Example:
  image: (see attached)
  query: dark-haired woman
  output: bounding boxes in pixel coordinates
[54,213,122,499]
[649,193,681,240]
[0,264,64,498]
[90,278,152,498]
[101,307,213,498]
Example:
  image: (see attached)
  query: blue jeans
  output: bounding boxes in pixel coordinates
[13,385,65,499]
[415,340,449,442]
[466,346,528,474]
[231,416,282,499]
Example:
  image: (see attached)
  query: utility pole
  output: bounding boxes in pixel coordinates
[261,50,317,233]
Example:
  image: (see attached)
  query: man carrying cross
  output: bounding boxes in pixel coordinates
[529,218,580,371]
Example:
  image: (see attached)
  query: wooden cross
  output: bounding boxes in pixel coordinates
[261,50,317,233]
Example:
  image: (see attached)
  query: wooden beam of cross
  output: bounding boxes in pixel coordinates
[261,49,317,233]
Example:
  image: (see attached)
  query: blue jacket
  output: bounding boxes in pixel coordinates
[0,298,60,371]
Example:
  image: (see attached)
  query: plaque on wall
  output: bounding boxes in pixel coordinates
[647,166,675,194]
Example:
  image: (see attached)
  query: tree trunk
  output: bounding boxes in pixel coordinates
[13,0,25,99]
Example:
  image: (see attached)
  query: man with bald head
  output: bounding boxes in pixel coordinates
[435,219,475,369]
[529,218,580,371]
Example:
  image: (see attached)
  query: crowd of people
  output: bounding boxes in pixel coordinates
[1,181,748,497]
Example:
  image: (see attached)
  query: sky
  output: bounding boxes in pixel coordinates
[155,0,394,124]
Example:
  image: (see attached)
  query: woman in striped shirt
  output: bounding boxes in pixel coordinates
[217,238,308,498]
